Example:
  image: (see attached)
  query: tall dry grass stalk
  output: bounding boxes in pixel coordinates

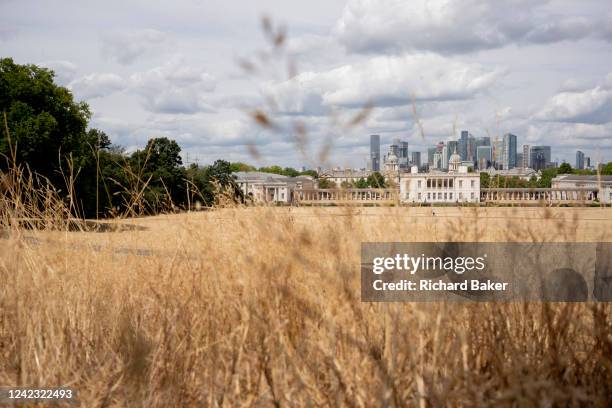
[1,174,611,406]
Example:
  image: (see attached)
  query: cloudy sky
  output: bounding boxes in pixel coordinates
[2,0,612,168]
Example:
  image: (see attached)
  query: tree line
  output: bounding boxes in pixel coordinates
[0,58,243,218]
[480,162,612,189]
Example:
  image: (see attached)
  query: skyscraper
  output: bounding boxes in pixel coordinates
[522,145,531,168]
[502,133,517,170]
[530,146,551,170]
[411,151,421,168]
[473,137,490,166]
[576,150,585,170]
[433,151,443,170]
[493,140,504,169]
[369,134,380,172]
[467,134,477,162]
[427,147,437,166]
[476,146,492,170]
[516,153,523,169]
[459,130,469,161]
[447,140,458,166]
[441,144,449,170]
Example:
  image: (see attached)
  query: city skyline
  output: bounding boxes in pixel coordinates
[2,0,612,168]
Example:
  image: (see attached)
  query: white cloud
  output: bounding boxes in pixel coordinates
[101,28,170,65]
[69,73,125,99]
[536,74,612,124]
[40,60,78,86]
[268,54,503,113]
[335,0,600,55]
[129,57,217,114]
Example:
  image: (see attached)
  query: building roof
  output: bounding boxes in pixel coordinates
[553,174,612,182]
[320,170,371,178]
[483,167,538,177]
[233,171,313,183]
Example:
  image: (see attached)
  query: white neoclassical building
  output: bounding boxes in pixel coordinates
[552,174,612,204]
[319,169,371,186]
[400,149,481,204]
[234,172,314,204]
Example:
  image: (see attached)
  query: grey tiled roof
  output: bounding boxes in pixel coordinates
[555,175,612,182]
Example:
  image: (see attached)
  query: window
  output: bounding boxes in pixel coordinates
[418,180,422,188]
[449,193,453,200]
[438,192,442,199]
[444,193,447,200]
[427,193,431,199]
[459,180,463,188]
[471,180,475,188]
[459,193,463,199]
[427,179,431,188]
[471,192,475,199]
[449,179,454,188]
[281,192,285,199]
[418,193,422,200]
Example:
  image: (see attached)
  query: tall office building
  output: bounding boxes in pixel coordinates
[473,137,490,166]
[586,156,591,168]
[369,134,381,172]
[427,147,437,166]
[502,133,517,170]
[467,134,477,162]
[522,145,531,168]
[476,146,492,170]
[432,151,443,170]
[493,140,504,169]
[447,140,458,166]
[576,150,585,170]
[530,146,551,170]
[411,151,421,168]
[441,144,449,170]
[396,140,408,159]
[459,130,469,161]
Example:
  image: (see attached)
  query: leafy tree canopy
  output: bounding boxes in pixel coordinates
[0,57,91,183]
[367,172,386,188]
[558,162,573,174]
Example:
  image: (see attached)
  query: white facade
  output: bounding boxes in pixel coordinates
[319,169,371,186]
[484,167,539,181]
[552,175,612,204]
[234,172,314,204]
[400,164,480,204]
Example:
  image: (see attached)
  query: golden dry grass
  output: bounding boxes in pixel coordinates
[1,206,611,406]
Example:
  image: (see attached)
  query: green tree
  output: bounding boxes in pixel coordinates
[299,169,318,178]
[282,167,300,177]
[480,172,490,188]
[258,165,284,175]
[354,177,368,188]
[317,178,335,189]
[600,162,612,175]
[558,162,573,174]
[367,172,386,188]
[0,58,91,188]
[206,160,244,203]
[528,175,538,188]
[129,137,186,213]
[538,168,558,188]
[229,162,256,173]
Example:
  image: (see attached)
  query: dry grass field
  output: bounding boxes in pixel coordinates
[1,206,611,406]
